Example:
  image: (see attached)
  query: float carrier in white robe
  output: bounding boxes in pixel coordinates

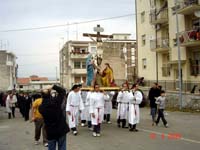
[129,90,143,125]
[66,91,84,128]
[90,92,109,125]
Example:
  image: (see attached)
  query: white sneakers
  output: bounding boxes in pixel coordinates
[81,123,85,127]
[93,132,101,137]
[73,131,78,135]
[44,143,48,147]
[107,121,112,124]
[93,132,97,137]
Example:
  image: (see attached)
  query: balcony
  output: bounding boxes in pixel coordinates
[177,0,200,15]
[149,8,168,25]
[178,29,200,47]
[150,37,169,53]
[71,68,87,75]
[70,50,89,59]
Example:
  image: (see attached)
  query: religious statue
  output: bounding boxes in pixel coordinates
[86,54,94,86]
[101,63,115,87]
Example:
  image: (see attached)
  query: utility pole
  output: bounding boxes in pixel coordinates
[56,66,58,82]
[175,0,183,109]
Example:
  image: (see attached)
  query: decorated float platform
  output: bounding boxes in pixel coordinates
[81,86,121,91]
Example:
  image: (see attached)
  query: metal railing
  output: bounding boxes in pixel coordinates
[143,80,200,93]
[150,37,169,50]
[177,0,199,9]
[179,29,200,44]
[149,8,168,24]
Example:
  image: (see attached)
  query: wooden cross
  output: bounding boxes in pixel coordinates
[83,24,113,42]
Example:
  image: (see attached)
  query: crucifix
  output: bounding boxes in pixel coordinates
[83,24,113,42]
[83,24,113,66]
[83,25,113,86]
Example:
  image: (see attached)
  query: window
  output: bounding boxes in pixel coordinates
[82,61,86,69]
[162,64,171,77]
[74,61,81,69]
[162,54,170,77]
[142,58,147,69]
[141,11,145,23]
[142,35,146,46]
[190,51,200,75]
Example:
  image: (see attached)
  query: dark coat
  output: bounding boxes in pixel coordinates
[39,85,69,140]
[148,87,161,108]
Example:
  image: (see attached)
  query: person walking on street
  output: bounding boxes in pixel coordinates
[148,83,161,126]
[39,85,70,150]
[66,84,84,135]
[155,90,168,128]
[31,97,48,147]
[6,91,17,119]
[24,92,32,121]
[117,83,130,128]
[90,84,109,137]
[129,84,143,132]
[104,91,115,124]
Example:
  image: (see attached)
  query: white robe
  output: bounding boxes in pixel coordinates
[80,91,88,121]
[90,92,109,125]
[129,90,143,125]
[66,91,84,128]
[117,91,132,120]
[104,91,114,114]
[6,95,17,113]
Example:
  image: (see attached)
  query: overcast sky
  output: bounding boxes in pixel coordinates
[0,0,136,78]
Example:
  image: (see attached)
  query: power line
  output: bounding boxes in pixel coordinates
[0,13,135,32]
[0,6,174,33]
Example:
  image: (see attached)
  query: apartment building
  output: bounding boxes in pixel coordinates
[0,50,17,91]
[60,34,136,89]
[136,0,200,91]
[60,41,92,89]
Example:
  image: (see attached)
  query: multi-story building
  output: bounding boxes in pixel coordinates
[60,34,136,89]
[136,0,200,91]
[0,50,18,91]
[60,41,92,89]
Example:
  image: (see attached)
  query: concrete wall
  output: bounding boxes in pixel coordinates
[142,88,200,110]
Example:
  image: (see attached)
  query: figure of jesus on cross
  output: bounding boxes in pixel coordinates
[83,25,113,86]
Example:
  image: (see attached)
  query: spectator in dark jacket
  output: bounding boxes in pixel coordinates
[39,85,69,150]
[148,83,161,126]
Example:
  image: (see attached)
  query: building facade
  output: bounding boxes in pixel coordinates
[136,0,200,91]
[0,50,17,91]
[60,34,136,89]
[17,75,59,91]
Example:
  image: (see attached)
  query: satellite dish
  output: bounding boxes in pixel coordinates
[194,10,200,17]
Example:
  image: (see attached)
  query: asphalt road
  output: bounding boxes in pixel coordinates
[0,107,199,150]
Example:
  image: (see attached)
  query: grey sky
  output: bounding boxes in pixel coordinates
[0,0,136,78]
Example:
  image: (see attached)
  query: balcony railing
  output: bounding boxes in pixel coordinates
[176,0,200,15]
[150,37,169,52]
[178,29,200,47]
[71,68,87,74]
[70,50,89,59]
[149,8,168,25]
